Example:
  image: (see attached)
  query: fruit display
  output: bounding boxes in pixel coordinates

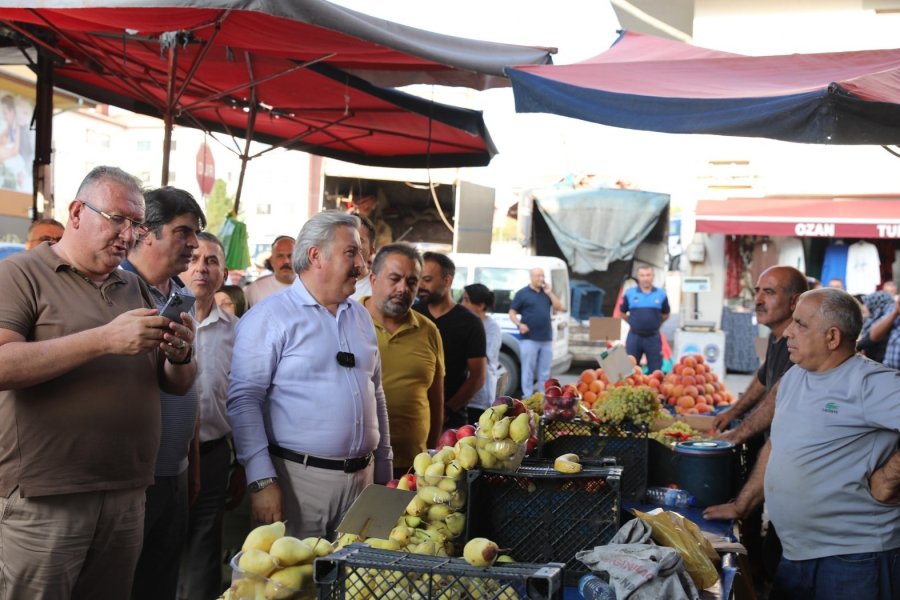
[462,537,502,567]
[650,421,712,448]
[475,404,529,472]
[576,354,735,416]
[220,522,324,600]
[540,377,581,421]
[589,385,663,427]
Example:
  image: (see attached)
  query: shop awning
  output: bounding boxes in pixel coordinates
[695,196,900,239]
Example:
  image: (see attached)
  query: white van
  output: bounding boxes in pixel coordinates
[448,253,573,397]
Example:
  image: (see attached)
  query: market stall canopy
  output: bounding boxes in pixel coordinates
[0,0,555,168]
[507,31,900,145]
[695,196,900,239]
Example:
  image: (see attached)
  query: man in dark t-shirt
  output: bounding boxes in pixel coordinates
[509,267,563,395]
[414,252,486,429]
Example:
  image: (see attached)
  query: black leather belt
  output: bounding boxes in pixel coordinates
[630,329,659,337]
[269,445,372,473]
[199,436,228,455]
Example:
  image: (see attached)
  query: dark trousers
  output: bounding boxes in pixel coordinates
[625,331,662,372]
[179,438,230,600]
[770,547,899,600]
[132,471,189,600]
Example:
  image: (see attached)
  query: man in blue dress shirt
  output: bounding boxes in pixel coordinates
[620,265,670,372]
[227,211,392,539]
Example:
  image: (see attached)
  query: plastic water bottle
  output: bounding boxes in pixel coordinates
[578,574,617,599]
[645,486,694,508]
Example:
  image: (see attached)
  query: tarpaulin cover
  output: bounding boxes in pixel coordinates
[0,0,554,167]
[508,31,900,145]
[530,186,670,274]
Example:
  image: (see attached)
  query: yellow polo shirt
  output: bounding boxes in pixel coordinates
[364,299,445,470]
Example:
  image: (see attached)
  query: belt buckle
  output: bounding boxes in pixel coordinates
[342,457,356,473]
[343,455,369,473]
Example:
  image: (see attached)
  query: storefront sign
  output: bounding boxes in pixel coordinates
[794,222,835,237]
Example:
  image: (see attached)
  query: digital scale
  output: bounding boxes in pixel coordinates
[675,275,726,379]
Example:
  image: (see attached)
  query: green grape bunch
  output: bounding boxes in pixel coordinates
[592,385,661,426]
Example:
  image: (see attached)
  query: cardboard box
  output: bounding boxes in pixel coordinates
[589,316,625,341]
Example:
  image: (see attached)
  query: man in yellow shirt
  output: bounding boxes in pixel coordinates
[361,243,444,476]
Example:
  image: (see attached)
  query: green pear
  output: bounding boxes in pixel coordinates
[509,413,531,443]
[300,537,334,557]
[237,548,278,577]
[241,521,285,553]
[269,536,315,566]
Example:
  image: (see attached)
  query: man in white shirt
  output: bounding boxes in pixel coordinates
[227,211,392,539]
[178,232,238,600]
[244,236,295,307]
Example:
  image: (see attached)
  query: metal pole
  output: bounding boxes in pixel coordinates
[32,52,54,219]
[161,43,178,186]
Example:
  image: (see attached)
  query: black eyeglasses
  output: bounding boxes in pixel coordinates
[79,200,150,237]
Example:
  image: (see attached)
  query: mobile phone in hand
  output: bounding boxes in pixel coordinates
[160,291,195,321]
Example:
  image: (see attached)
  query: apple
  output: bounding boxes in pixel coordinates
[492,395,514,408]
[561,384,579,398]
[543,378,561,391]
[436,428,458,450]
[544,385,562,398]
[457,424,476,439]
[397,473,417,491]
[385,479,399,488]
[525,435,538,456]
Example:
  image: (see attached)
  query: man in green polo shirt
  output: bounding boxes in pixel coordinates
[361,243,444,476]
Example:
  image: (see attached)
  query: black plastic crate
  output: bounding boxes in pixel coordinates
[315,544,564,599]
[465,462,622,586]
[537,418,648,501]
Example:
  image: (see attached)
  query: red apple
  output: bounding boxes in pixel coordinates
[544,378,561,391]
[510,398,528,417]
[526,435,538,455]
[437,428,458,450]
[385,479,399,488]
[561,384,579,398]
[457,424,476,438]
[544,385,562,398]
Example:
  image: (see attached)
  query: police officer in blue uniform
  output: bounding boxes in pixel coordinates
[620,265,670,372]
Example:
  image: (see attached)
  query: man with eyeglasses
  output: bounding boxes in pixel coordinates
[120,186,206,600]
[24,217,64,249]
[228,211,393,540]
[0,166,196,599]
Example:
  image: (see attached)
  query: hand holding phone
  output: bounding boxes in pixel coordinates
[160,291,196,321]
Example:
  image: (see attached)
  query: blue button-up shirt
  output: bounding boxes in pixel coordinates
[227,278,392,484]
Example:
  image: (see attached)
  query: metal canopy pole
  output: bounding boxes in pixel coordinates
[161,41,178,186]
[32,52,54,219]
[232,53,257,216]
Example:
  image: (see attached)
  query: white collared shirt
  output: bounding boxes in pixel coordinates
[195,301,238,442]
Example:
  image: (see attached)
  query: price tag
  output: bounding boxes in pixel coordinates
[597,343,633,383]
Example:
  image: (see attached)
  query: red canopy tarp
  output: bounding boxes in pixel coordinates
[695,196,900,239]
[508,31,900,145]
[0,1,554,169]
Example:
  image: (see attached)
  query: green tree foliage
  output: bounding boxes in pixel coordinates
[203,179,239,235]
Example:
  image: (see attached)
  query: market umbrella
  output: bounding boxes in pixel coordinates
[0,0,555,210]
[507,31,900,145]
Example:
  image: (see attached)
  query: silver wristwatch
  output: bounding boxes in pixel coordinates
[248,477,277,493]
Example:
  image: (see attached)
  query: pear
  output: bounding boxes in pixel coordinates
[454,436,477,450]
[412,452,432,475]
[449,489,467,510]
[365,537,401,551]
[457,445,479,470]
[238,548,278,577]
[269,536,314,566]
[242,521,285,553]
[265,564,312,598]
[509,413,531,443]
[301,537,334,557]
[478,407,497,431]
[491,417,511,441]
[437,477,457,493]
[423,462,445,485]
[463,537,500,567]
[426,503,453,521]
[444,460,464,480]
[413,540,438,556]
[495,554,515,563]
[417,485,451,505]
[335,532,360,548]
[389,525,413,547]
[477,448,497,469]
[444,512,466,537]
[432,446,456,465]
[403,515,422,528]
[487,440,516,460]
[405,495,428,517]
